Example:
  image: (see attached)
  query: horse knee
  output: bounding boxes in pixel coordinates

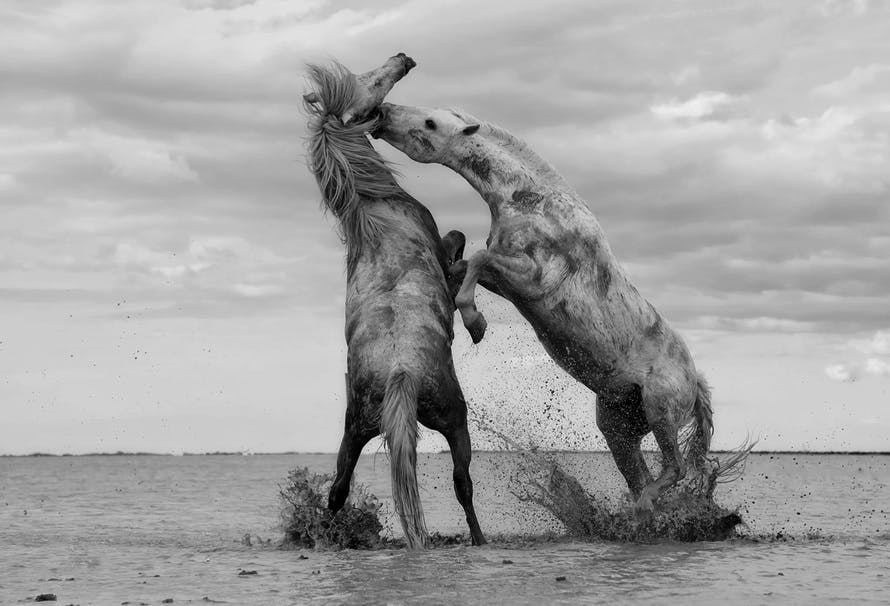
[455,292,475,311]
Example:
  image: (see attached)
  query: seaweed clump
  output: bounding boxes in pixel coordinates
[279,467,384,550]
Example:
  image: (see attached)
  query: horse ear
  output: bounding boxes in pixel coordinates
[462,124,480,135]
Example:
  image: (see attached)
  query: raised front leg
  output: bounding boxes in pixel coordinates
[454,251,490,343]
[442,230,466,300]
[454,250,538,343]
[441,230,466,265]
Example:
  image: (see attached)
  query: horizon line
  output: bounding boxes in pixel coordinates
[2,449,889,457]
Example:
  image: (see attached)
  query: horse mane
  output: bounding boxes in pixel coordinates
[304,62,406,272]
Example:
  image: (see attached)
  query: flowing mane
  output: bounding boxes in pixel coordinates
[304,63,405,272]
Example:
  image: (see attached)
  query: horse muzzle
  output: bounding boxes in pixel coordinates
[394,52,417,74]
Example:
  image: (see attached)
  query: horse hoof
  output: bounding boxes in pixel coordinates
[449,259,468,283]
[467,313,487,344]
[633,494,655,522]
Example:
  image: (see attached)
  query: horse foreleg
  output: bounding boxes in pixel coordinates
[455,250,537,343]
[441,230,466,265]
[454,251,490,343]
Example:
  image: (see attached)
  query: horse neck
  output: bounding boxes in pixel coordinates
[446,124,567,199]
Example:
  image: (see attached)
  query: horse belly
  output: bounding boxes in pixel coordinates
[513,298,620,392]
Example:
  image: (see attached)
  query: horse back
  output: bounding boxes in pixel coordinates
[343,197,458,405]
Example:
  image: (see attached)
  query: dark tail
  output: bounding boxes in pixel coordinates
[379,365,427,549]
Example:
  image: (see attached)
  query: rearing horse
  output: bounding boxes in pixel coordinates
[374,103,715,519]
[304,59,485,547]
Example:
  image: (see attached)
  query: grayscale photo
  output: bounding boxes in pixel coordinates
[1,1,888,604]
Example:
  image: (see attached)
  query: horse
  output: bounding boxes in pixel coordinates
[303,59,485,548]
[373,102,723,519]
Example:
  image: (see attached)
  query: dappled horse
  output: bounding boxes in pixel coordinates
[303,57,485,548]
[374,102,721,519]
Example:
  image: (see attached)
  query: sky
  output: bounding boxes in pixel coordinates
[1,0,889,455]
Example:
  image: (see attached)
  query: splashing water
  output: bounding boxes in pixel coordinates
[474,414,751,543]
[512,452,743,542]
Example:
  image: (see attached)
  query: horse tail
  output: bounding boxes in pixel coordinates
[685,371,755,498]
[380,364,428,549]
[687,371,714,475]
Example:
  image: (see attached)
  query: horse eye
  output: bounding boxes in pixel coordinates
[424,119,436,130]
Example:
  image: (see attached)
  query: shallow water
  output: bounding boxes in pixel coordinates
[1,452,888,604]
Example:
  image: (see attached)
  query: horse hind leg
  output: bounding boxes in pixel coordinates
[329,382,377,512]
[422,388,486,545]
[634,382,689,520]
[444,419,486,545]
[596,391,653,500]
[328,426,376,512]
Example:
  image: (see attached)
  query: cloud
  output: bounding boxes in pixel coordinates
[865,357,890,376]
[0,173,17,190]
[826,329,890,381]
[825,363,855,382]
[76,129,199,185]
[814,63,890,96]
[819,0,871,17]
[650,91,737,120]
[861,330,890,355]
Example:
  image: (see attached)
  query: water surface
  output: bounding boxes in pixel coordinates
[1,453,887,604]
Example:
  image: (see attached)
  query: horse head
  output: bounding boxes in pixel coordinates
[373,103,481,164]
[304,53,415,126]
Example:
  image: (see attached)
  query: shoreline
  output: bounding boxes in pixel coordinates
[2,449,889,458]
